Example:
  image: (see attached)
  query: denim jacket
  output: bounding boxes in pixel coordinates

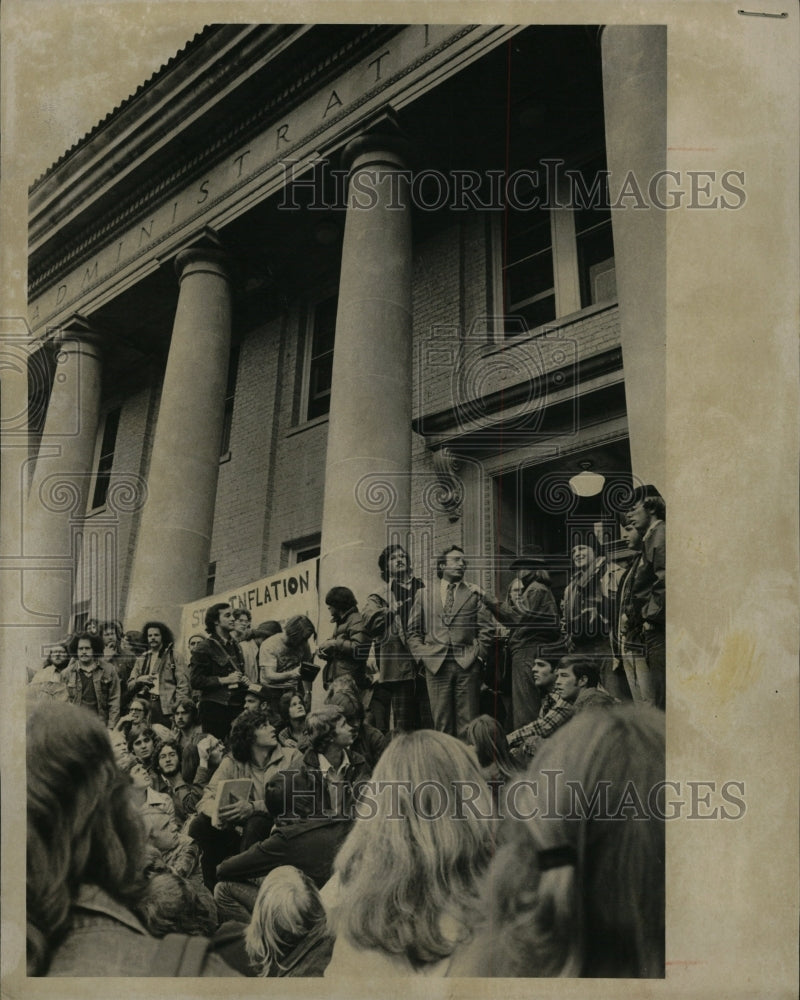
[63,659,121,727]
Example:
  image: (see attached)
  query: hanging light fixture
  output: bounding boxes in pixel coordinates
[568,461,605,497]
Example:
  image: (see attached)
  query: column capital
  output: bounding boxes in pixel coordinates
[50,314,103,358]
[175,231,231,283]
[340,116,411,175]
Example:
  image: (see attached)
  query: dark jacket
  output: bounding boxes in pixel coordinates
[216,815,353,886]
[632,520,666,628]
[350,723,388,769]
[488,579,561,654]
[63,659,121,727]
[320,607,370,688]
[210,920,333,978]
[190,635,245,707]
[361,577,425,683]
[296,746,371,817]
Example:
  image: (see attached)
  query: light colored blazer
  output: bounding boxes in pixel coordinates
[406,580,495,674]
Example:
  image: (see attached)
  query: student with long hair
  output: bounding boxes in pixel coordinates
[324,729,496,976]
[245,866,333,976]
[462,713,523,790]
[26,701,238,977]
[448,705,665,978]
[27,640,71,701]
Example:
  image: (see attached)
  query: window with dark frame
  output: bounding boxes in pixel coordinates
[572,161,616,307]
[501,178,556,335]
[90,407,121,510]
[306,294,338,421]
[206,561,217,597]
[220,343,240,457]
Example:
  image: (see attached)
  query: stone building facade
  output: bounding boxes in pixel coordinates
[24,22,665,651]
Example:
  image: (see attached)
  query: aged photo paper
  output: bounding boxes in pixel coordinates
[1,1,797,998]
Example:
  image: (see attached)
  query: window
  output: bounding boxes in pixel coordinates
[281,534,321,568]
[206,561,217,596]
[220,344,240,458]
[305,294,338,420]
[71,601,90,635]
[501,174,556,334]
[496,160,616,338]
[572,162,616,307]
[90,407,121,510]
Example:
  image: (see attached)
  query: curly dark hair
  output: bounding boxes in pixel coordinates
[138,621,174,649]
[229,709,271,763]
[69,631,104,657]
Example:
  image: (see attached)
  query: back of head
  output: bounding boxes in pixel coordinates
[452,705,665,978]
[324,586,358,614]
[252,620,282,641]
[245,866,326,976]
[462,714,518,776]
[27,702,146,974]
[134,871,217,938]
[331,730,495,967]
[305,704,345,754]
[283,614,315,646]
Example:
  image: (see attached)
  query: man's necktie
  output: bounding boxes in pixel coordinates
[444,582,455,619]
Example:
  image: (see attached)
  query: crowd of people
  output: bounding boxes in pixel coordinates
[25,484,666,978]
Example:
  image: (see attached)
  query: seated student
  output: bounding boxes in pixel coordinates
[211,866,333,978]
[171,697,205,781]
[246,867,333,976]
[505,654,614,761]
[188,711,302,888]
[277,690,309,751]
[127,726,167,791]
[135,866,218,939]
[448,705,666,979]
[117,697,172,748]
[213,769,353,923]
[324,730,495,977]
[241,683,274,719]
[156,739,204,825]
[26,701,239,977]
[297,705,371,818]
[325,688,387,769]
[121,759,203,886]
[462,714,524,800]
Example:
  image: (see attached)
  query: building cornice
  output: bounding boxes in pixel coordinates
[29,24,401,293]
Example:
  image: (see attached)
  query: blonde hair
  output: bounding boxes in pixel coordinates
[244,866,325,976]
[330,730,496,967]
[452,705,665,978]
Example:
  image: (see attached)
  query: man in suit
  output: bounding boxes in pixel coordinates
[406,545,495,737]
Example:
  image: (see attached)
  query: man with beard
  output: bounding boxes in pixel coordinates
[362,544,428,732]
[63,632,121,727]
[127,621,188,727]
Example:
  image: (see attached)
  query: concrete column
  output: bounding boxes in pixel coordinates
[601,26,667,490]
[125,240,232,634]
[24,318,103,656]
[319,129,413,606]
